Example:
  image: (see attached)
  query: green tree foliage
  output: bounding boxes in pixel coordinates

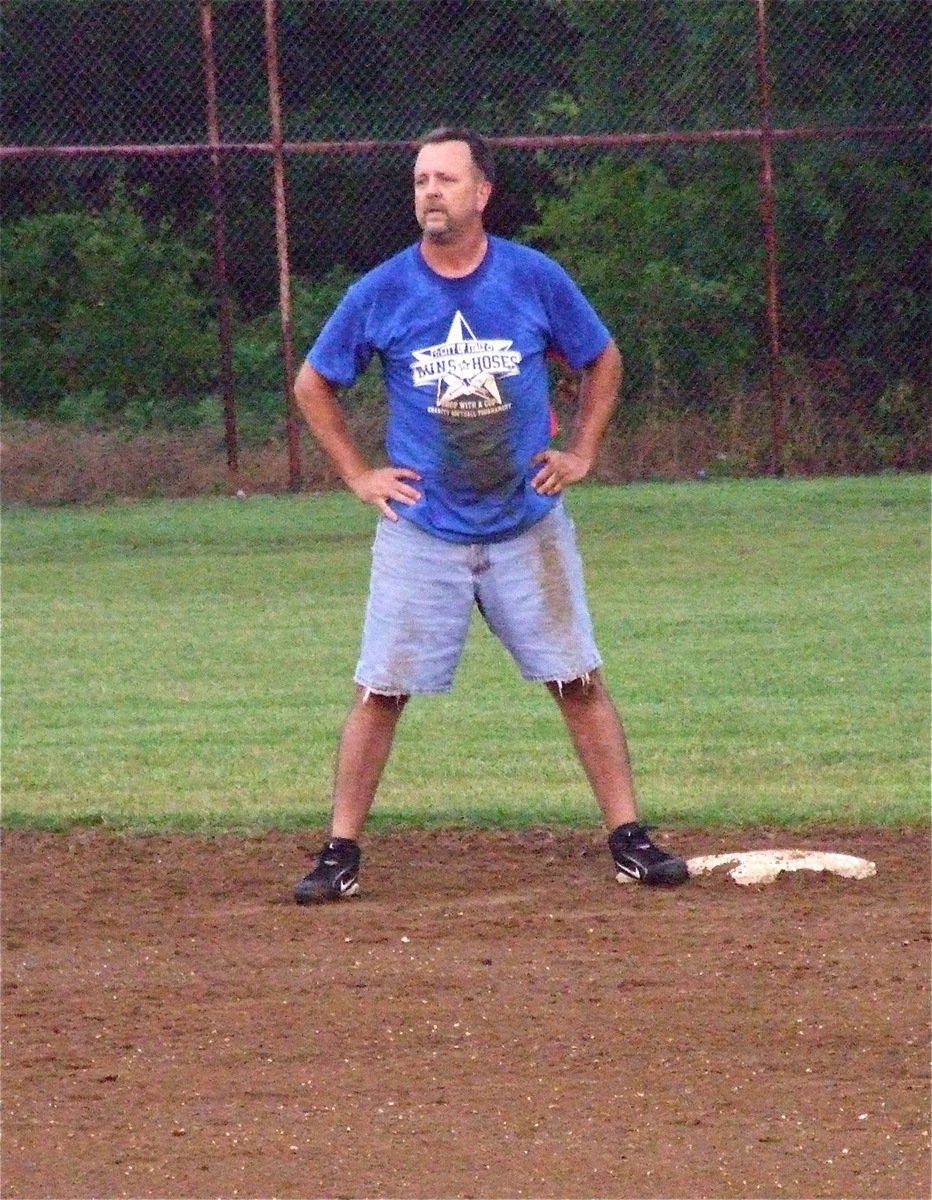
[230,265,366,441]
[1,0,928,446]
[0,0,203,144]
[277,0,577,140]
[524,155,759,407]
[776,143,930,377]
[766,0,930,125]
[553,0,929,130]
[0,185,216,427]
[530,0,930,417]
[1,0,578,299]
[0,182,369,437]
[554,0,757,130]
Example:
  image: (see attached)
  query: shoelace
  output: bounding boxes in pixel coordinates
[617,827,667,860]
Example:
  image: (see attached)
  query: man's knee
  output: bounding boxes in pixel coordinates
[545,670,605,703]
[355,686,410,712]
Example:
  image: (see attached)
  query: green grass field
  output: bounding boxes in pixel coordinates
[2,475,928,832]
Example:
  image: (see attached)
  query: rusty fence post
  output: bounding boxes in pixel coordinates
[754,0,785,476]
[198,0,238,476]
[263,0,302,492]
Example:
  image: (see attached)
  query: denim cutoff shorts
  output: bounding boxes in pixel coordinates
[355,501,602,695]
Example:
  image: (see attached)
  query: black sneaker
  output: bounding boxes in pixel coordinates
[293,839,361,905]
[608,823,689,886]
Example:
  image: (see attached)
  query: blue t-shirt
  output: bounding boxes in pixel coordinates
[307,234,611,543]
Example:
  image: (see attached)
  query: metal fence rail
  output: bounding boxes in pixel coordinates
[2,0,929,489]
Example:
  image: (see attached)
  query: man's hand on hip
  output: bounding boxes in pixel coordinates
[530,449,592,495]
[349,466,422,520]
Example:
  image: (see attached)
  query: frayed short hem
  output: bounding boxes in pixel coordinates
[355,680,451,699]
[522,663,603,692]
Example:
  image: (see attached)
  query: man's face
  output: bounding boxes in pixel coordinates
[413,140,491,243]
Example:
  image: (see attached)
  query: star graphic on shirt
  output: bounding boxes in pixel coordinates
[433,312,503,405]
[410,311,521,405]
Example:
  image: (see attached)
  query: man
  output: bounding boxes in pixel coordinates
[292,127,688,902]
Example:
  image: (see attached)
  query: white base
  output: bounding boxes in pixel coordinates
[686,849,877,886]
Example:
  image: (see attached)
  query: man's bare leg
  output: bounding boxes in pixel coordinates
[294,687,407,904]
[546,670,638,829]
[329,686,408,840]
[549,671,688,885]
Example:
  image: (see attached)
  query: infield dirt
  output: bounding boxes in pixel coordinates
[2,827,929,1200]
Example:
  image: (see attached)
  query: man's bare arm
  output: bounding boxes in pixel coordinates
[293,361,421,520]
[531,339,623,495]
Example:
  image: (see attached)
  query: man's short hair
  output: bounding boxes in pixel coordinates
[417,127,496,185]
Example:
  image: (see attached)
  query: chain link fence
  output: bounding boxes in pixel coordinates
[2,0,929,499]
